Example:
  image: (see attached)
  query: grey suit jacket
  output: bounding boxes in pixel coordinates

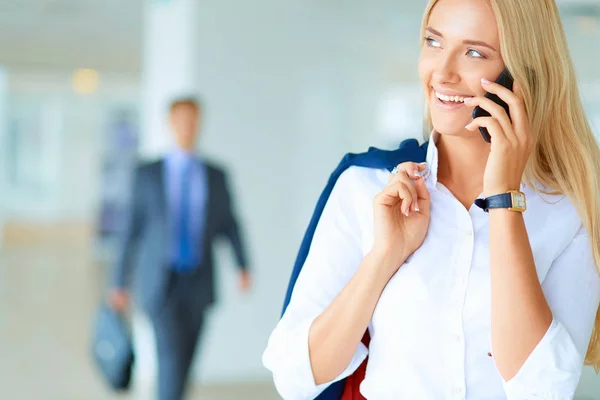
[113,158,249,314]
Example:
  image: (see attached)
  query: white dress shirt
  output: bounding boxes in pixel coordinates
[263,133,600,400]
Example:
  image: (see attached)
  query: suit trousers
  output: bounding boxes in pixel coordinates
[150,269,206,400]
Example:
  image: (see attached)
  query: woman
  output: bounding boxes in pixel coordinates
[263,0,600,398]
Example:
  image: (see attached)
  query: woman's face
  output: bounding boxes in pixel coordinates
[419,0,505,137]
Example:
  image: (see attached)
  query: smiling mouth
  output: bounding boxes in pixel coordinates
[434,91,467,104]
[431,88,474,110]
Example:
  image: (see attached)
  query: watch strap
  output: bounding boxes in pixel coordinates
[474,193,513,213]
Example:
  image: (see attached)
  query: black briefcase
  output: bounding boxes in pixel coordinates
[91,304,135,391]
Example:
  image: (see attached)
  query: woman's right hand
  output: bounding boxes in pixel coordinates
[371,162,431,274]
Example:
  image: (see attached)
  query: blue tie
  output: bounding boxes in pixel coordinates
[177,161,194,272]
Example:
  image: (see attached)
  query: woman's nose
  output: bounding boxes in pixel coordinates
[433,57,460,84]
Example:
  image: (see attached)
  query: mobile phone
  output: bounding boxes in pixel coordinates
[472,68,514,143]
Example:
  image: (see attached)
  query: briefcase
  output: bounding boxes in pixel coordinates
[91,304,135,391]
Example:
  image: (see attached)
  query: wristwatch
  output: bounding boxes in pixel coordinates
[474,190,527,213]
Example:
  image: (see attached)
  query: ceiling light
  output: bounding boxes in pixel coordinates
[72,68,99,94]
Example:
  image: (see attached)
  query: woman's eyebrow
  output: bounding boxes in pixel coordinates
[426,27,498,52]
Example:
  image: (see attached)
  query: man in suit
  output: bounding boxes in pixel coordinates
[109,97,251,400]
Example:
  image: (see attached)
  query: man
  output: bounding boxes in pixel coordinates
[110,97,251,400]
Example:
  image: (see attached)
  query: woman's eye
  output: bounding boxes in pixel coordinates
[425,37,441,48]
[467,49,485,58]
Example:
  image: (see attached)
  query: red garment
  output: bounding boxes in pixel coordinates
[341,331,370,400]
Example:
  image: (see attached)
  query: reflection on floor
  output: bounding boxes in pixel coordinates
[0,222,279,400]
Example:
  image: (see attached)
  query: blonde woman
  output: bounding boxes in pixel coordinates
[263,0,600,398]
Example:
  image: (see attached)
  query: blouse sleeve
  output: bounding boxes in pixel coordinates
[502,226,600,399]
[262,167,370,400]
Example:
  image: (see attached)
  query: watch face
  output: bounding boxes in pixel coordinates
[511,192,526,210]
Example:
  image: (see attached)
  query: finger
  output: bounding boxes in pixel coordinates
[463,96,517,145]
[389,162,426,183]
[413,174,430,203]
[466,117,509,148]
[481,78,517,105]
[389,172,419,211]
[396,183,414,216]
[413,162,427,175]
[510,81,532,145]
[376,182,402,207]
[377,181,414,215]
[412,162,428,173]
[391,162,428,210]
[481,78,527,139]
[513,81,522,98]
[398,161,427,175]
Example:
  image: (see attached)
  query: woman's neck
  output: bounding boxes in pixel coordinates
[436,132,490,209]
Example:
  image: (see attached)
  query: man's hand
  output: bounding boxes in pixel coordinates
[108,289,129,312]
[238,270,252,292]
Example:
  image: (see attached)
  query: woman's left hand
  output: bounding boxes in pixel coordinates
[464,78,534,197]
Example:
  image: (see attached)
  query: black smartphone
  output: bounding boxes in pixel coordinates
[472,68,514,143]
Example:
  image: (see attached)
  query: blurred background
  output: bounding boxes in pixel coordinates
[0,0,598,399]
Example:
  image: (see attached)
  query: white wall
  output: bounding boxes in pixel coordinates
[185,1,415,383]
[2,69,139,223]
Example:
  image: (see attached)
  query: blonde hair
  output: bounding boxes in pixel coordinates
[421,0,600,370]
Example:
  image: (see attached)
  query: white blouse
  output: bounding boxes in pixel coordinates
[263,134,600,399]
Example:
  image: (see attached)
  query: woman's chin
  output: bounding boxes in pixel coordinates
[431,123,470,137]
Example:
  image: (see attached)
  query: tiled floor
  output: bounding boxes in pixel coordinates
[3,222,600,399]
[0,223,279,400]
